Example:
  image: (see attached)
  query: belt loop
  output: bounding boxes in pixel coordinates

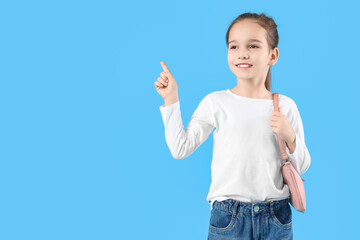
[232,200,239,215]
[211,200,217,211]
[270,200,274,215]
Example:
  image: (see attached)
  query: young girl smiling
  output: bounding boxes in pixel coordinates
[155,12,310,240]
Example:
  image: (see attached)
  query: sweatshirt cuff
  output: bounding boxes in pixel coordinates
[159,101,180,115]
[285,134,299,156]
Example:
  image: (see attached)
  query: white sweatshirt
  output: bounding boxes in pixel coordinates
[159,89,311,210]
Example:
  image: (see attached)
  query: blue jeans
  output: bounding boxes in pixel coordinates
[208,197,293,240]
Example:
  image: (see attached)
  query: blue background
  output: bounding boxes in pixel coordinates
[0,0,359,239]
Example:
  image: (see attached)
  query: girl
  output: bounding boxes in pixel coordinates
[154,12,311,240]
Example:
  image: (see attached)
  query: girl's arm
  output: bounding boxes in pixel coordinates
[159,94,215,159]
[285,132,296,154]
[285,102,311,175]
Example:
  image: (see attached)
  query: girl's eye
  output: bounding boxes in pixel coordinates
[229,45,258,49]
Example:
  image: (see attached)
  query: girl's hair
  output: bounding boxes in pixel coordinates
[225,12,279,92]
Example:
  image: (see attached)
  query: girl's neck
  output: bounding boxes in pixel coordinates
[230,86,272,100]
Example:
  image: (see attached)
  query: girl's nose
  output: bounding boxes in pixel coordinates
[238,54,249,59]
[238,51,249,59]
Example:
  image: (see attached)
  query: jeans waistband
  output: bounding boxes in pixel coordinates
[212,197,290,215]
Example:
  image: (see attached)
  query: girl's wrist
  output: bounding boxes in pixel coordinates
[164,96,179,107]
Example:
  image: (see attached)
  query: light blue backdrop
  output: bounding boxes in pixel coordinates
[0,0,358,239]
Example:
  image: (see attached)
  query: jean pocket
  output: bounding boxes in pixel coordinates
[209,205,236,232]
[271,201,292,229]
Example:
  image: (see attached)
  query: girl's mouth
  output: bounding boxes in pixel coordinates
[236,64,253,69]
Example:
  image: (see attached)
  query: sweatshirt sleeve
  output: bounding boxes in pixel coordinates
[159,94,215,159]
[285,101,311,175]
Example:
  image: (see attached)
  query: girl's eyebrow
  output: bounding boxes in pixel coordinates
[229,39,263,44]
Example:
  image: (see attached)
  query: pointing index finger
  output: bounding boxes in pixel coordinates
[160,61,170,73]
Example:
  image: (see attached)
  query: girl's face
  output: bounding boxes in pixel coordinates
[227,19,278,82]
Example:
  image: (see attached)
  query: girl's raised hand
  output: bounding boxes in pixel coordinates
[154,61,179,101]
[269,108,296,144]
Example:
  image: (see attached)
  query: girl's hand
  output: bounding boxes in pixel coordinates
[269,108,296,144]
[154,61,179,101]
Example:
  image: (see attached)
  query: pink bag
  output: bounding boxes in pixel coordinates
[273,93,306,213]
